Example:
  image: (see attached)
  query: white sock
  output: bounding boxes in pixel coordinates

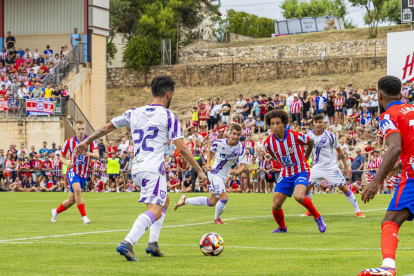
[382,258,396,268]
[149,207,167,243]
[305,190,313,201]
[186,197,212,206]
[214,199,228,220]
[344,190,361,213]
[125,211,155,245]
[116,187,119,192]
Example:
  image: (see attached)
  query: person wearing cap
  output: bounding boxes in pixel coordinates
[290,93,302,125]
[186,136,196,155]
[245,114,256,130]
[197,98,206,112]
[242,98,252,121]
[235,94,246,118]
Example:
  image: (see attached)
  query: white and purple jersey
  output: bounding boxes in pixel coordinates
[210,139,247,179]
[307,130,339,169]
[111,104,184,175]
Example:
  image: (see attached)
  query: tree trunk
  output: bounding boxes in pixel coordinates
[176,21,180,64]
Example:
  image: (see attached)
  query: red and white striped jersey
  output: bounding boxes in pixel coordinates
[290,100,302,114]
[334,97,344,110]
[196,146,206,156]
[264,130,310,177]
[100,162,108,178]
[90,160,102,176]
[42,160,53,169]
[242,127,251,137]
[209,132,218,142]
[61,135,98,179]
[243,140,255,149]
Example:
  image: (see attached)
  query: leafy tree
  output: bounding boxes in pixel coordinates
[344,17,357,29]
[348,0,386,38]
[280,0,347,19]
[379,0,401,25]
[219,9,275,39]
[107,0,130,64]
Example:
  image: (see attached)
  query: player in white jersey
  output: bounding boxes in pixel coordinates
[301,114,365,218]
[174,124,247,224]
[75,76,207,262]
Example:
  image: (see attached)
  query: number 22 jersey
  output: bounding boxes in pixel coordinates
[111,104,184,175]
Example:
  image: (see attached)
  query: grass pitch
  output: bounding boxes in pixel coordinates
[0,193,413,275]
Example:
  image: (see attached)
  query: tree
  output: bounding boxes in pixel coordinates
[348,0,386,38]
[280,0,347,19]
[107,0,130,65]
[219,9,275,39]
[379,0,401,25]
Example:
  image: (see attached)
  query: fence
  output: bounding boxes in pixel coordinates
[42,42,86,87]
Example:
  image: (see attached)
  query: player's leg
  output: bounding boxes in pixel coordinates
[71,181,90,224]
[338,184,364,217]
[51,190,75,222]
[271,191,288,232]
[214,192,228,224]
[146,194,170,257]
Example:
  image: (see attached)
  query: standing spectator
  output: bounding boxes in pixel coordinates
[71,28,82,47]
[220,99,231,125]
[314,90,326,115]
[290,93,302,124]
[353,88,361,107]
[370,88,379,116]
[0,149,5,190]
[39,141,50,161]
[235,94,246,118]
[351,149,365,182]
[334,91,345,124]
[118,137,129,153]
[52,86,62,101]
[204,99,211,130]
[326,94,335,125]
[191,149,205,192]
[361,89,371,110]
[44,45,53,56]
[301,91,311,118]
[120,151,130,180]
[242,98,252,121]
[6,31,16,50]
[345,92,357,117]
[199,107,207,129]
[258,94,268,121]
[286,91,294,123]
[197,98,206,112]
[252,96,260,118]
[44,83,53,99]
[98,138,106,158]
[16,142,28,158]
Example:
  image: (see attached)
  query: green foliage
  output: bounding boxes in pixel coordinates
[379,0,401,25]
[220,9,275,39]
[349,0,387,38]
[106,40,117,65]
[280,0,347,19]
[344,17,357,29]
[107,0,130,64]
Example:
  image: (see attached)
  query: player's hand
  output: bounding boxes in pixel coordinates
[205,165,211,172]
[344,167,352,178]
[361,181,379,204]
[68,163,74,169]
[229,168,238,175]
[74,142,88,156]
[198,172,207,186]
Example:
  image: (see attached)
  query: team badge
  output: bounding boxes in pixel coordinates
[160,190,166,199]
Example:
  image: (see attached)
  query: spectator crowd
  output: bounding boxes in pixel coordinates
[1,82,413,195]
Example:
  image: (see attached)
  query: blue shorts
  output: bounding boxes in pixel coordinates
[388,178,414,221]
[67,172,87,193]
[274,171,309,197]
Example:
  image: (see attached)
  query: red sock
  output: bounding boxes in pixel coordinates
[300,197,321,219]
[381,221,399,260]
[77,204,86,217]
[272,209,287,230]
[56,203,67,214]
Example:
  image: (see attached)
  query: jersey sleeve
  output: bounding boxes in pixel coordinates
[210,141,219,153]
[293,130,309,145]
[89,140,98,152]
[380,113,401,140]
[61,139,70,156]
[238,146,247,165]
[167,111,184,141]
[263,138,272,154]
[332,134,339,149]
[111,109,134,129]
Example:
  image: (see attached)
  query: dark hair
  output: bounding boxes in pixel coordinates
[195,150,200,155]
[378,76,401,96]
[265,110,288,126]
[151,75,175,97]
[231,124,242,132]
[261,94,266,97]
[313,114,324,122]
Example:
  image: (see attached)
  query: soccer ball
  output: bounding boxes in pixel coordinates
[199,232,224,256]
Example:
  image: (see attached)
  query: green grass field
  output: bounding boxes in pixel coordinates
[0,193,413,275]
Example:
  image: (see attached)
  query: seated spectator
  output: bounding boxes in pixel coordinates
[23,54,33,70]
[245,114,255,130]
[44,45,53,56]
[181,174,192,193]
[52,86,62,101]
[24,48,32,58]
[53,53,61,64]
[363,141,375,157]
[356,111,372,141]
[346,127,357,150]
[253,116,265,134]
[328,119,342,140]
[10,176,25,192]
[44,83,53,99]
[226,175,241,193]
[62,45,69,56]
[14,54,23,68]
[33,47,40,60]
[24,175,39,192]
[36,53,45,66]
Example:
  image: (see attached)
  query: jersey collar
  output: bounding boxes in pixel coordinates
[386,101,403,110]
[149,104,163,107]
[273,130,287,142]
[75,134,87,143]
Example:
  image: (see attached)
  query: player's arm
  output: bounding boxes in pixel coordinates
[304,138,314,160]
[205,149,214,171]
[59,154,72,169]
[389,161,402,176]
[361,133,401,203]
[335,146,351,178]
[76,122,116,152]
[174,138,207,183]
[230,163,247,175]
[86,149,99,160]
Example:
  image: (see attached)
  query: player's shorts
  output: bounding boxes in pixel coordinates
[192,121,199,127]
[275,171,309,197]
[67,172,87,193]
[132,171,167,206]
[101,176,108,184]
[207,172,227,198]
[309,166,345,187]
[388,177,414,221]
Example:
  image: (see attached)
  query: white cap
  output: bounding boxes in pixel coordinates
[294,93,298,97]
[188,136,193,140]
[248,114,253,118]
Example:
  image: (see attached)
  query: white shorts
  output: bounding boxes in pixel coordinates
[132,171,167,206]
[309,166,345,187]
[207,172,227,198]
[347,109,353,116]
[101,177,108,184]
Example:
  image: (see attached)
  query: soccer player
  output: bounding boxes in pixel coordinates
[300,114,365,218]
[74,75,207,262]
[359,76,414,276]
[174,124,247,224]
[263,110,326,233]
[50,121,99,224]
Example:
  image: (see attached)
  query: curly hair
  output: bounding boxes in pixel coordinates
[265,110,289,126]
[151,75,175,97]
[378,76,401,96]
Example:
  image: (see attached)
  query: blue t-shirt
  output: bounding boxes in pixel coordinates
[43,49,53,56]
[351,155,365,171]
[71,33,81,46]
[360,117,371,127]
[253,101,260,114]
[360,110,371,120]
[315,96,327,110]
[39,148,50,160]
[256,121,264,127]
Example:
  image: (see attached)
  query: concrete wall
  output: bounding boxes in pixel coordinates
[72,33,107,130]
[178,39,387,64]
[0,117,65,151]
[4,34,75,55]
[107,56,386,88]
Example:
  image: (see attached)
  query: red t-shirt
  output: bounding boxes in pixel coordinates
[108,146,117,158]
[198,131,208,138]
[364,146,375,155]
[0,89,7,96]
[42,160,53,169]
[199,111,206,121]
[260,100,268,114]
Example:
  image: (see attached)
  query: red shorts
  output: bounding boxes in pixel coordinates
[192,121,199,127]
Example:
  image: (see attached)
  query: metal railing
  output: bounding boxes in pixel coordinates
[42,42,86,87]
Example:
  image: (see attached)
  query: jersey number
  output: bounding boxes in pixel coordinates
[410,120,414,128]
[133,127,159,154]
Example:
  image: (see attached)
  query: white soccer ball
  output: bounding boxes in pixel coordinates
[199,232,224,256]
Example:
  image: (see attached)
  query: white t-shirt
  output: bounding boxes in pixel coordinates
[235,100,246,114]
[307,130,339,169]
[361,95,371,107]
[111,104,183,175]
[370,94,378,107]
[210,139,247,179]
[328,124,342,133]
[118,143,129,154]
[286,96,294,108]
